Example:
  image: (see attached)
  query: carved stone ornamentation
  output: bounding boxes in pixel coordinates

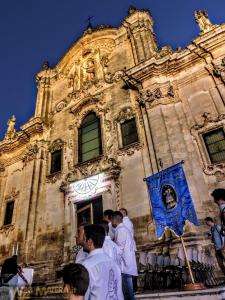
[194,10,214,34]
[104,70,125,84]
[22,144,39,165]
[48,139,64,153]
[0,224,15,236]
[213,57,225,84]
[117,142,143,157]
[46,172,62,184]
[5,115,17,140]
[55,99,69,112]
[5,187,19,201]
[115,107,135,124]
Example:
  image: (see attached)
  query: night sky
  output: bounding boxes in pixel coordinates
[0,0,224,140]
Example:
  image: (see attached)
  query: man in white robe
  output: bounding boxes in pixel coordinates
[103,209,115,240]
[75,223,88,264]
[112,211,138,300]
[101,221,123,271]
[82,224,124,300]
[120,208,134,238]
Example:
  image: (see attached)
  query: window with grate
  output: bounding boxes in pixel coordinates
[203,128,225,163]
[78,113,102,163]
[121,118,138,147]
[4,201,14,226]
[50,149,62,174]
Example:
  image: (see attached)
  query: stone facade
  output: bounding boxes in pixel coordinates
[0,7,225,282]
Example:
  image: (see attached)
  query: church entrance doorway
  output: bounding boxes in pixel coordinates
[76,196,103,226]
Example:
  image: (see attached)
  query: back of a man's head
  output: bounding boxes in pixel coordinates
[1,256,18,276]
[112,211,123,226]
[84,224,105,249]
[211,188,225,203]
[103,209,114,221]
[100,220,109,236]
[62,263,89,296]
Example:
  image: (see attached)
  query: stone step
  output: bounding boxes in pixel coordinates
[136,286,225,300]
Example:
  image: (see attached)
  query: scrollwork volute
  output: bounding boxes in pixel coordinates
[22,144,39,165]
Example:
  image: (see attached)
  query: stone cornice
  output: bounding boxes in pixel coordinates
[0,117,45,154]
[124,23,225,82]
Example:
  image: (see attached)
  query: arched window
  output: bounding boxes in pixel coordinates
[78,112,102,163]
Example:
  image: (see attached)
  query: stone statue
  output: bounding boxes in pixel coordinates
[83,58,96,83]
[194,10,213,33]
[5,115,16,139]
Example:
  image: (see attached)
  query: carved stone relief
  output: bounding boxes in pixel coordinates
[137,85,178,108]
[213,57,225,84]
[22,144,39,165]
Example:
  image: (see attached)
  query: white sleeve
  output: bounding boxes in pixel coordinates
[115,228,127,251]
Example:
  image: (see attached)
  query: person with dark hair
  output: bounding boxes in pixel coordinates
[103,209,115,240]
[0,256,20,300]
[212,188,225,236]
[62,263,89,300]
[112,212,137,300]
[82,224,123,300]
[101,221,123,270]
[75,223,88,264]
[205,217,225,274]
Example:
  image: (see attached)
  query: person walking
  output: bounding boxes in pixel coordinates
[82,224,124,300]
[112,211,137,300]
[205,217,225,274]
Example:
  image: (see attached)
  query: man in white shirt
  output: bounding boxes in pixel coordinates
[75,223,88,264]
[103,209,115,240]
[120,208,134,238]
[101,221,123,271]
[112,211,138,300]
[82,224,124,300]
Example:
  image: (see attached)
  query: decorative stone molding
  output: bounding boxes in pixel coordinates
[48,139,65,153]
[190,112,225,178]
[104,70,125,84]
[55,99,69,112]
[0,224,15,236]
[115,106,135,124]
[5,187,19,201]
[213,57,225,84]
[22,144,39,165]
[117,142,143,157]
[137,85,178,109]
[46,172,63,184]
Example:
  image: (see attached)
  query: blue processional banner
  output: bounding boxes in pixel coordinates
[145,162,199,238]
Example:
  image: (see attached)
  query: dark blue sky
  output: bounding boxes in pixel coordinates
[0,0,224,140]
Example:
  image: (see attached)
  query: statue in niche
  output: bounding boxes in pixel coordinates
[5,115,16,139]
[194,10,213,33]
[82,58,96,85]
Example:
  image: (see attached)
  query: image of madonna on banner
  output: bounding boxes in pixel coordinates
[145,162,199,238]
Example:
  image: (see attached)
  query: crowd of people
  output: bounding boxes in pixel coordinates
[67,208,138,300]
[2,189,225,300]
[205,188,225,276]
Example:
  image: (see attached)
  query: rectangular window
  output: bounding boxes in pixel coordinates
[4,201,14,226]
[121,118,138,147]
[203,128,225,163]
[50,149,62,174]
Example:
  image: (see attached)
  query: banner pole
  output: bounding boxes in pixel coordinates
[180,236,195,284]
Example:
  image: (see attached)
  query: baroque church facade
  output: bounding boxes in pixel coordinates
[0,7,225,282]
